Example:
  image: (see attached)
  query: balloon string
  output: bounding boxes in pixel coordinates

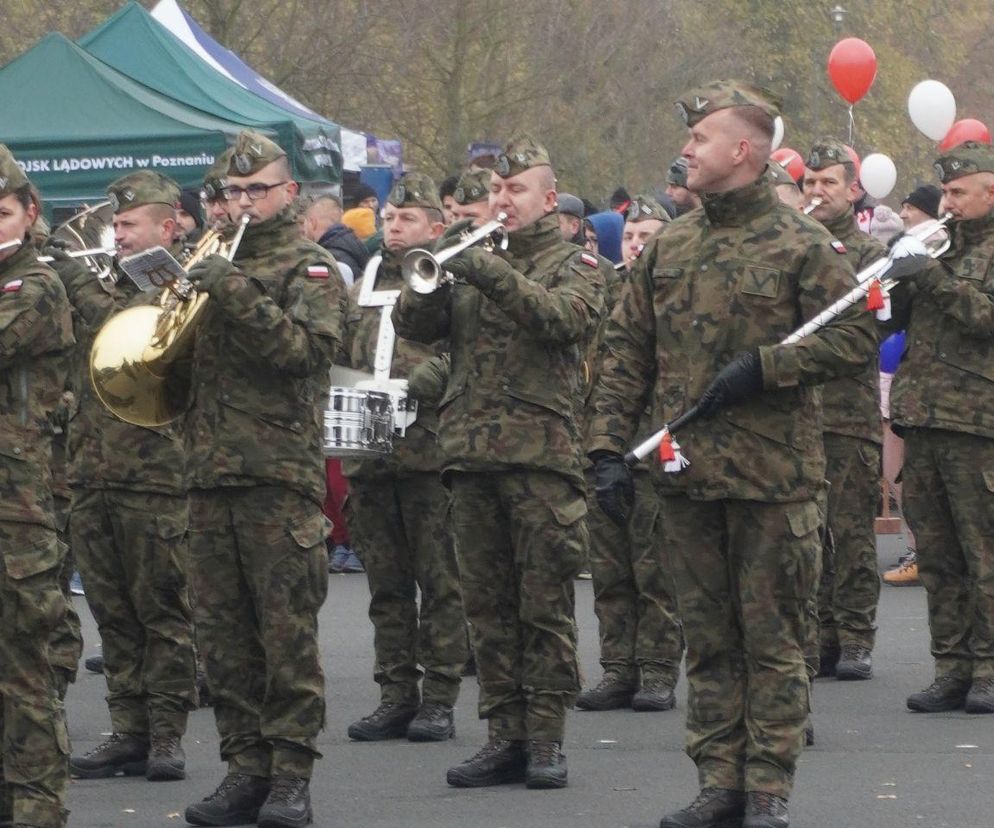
[848,105,855,146]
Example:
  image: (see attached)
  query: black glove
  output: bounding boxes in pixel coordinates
[592,450,635,527]
[444,247,512,291]
[42,243,89,292]
[696,349,764,418]
[187,253,239,298]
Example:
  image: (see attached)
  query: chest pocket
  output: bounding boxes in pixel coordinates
[735,262,783,298]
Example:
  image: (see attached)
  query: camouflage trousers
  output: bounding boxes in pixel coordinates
[661,496,820,799]
[817,434,882,651]
[584,467,683,685]
[347,473,466,706]
[49,494,82,696]
[0,521,69,828]
[902,429,994,682]
[449,470,585,742]
[71,488,196,736]
[189,487,329,780]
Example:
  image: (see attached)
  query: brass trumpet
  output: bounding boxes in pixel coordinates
[401,212,508,294]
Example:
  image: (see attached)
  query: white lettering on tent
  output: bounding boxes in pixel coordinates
[312,153,335,169]
[136,158,151,168]
[17,160,51,173]
[52,157,136,173]
[151,153,214,169]
[301,136,341,153]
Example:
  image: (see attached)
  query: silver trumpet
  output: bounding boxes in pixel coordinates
[401,212,508,294]
[0,239,116,261]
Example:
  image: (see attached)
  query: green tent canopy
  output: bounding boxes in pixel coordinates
[0,32,255,208]
[79,2,342,187]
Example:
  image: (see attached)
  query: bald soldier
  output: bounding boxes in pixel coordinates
[802,139,886,682]
[621,195,670,270]
[63,171,197,785]
[179,131,346,828]
[588,81,876,828]
[393,135,605,790]
[890,142,994,716]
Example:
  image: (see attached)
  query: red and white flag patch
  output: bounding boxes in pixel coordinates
[307,265,330,279]
[830,240,847,255]
[580,252,598,268]
[2,279,23,293]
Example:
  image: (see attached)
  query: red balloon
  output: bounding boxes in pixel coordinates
[939,118,992,151]
[827,38,877,104]
[771,147,805,183]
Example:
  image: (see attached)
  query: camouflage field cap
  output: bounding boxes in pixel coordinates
[494,134,551,178]
[666,156,689,187]
[675,80,781,128]
[227,130,286,177]
[107,170,180,214]
[766,160,796,187]
[0,144,29,197]
[202,147,233,201]
[387,172,443,211]
[626,194,670,223]
[933,141,994,183]
[453,169,490,205]
[805,138,854,172]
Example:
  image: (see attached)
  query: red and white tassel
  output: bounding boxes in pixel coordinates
[865,278,885,311]
[658,431,675,462]
[659,432,691,473]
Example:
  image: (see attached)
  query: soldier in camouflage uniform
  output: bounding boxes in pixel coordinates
[587,82,876,828]
[342,173,468,743]
[620,194,670,270]
[802,139,886,681]
[891,142,994,715]
[180,131,345,828]
[59,172,197,785]
[393,136,605,790]
[450,169,492,226]
[0,145,75,828]
[578,198,684,714]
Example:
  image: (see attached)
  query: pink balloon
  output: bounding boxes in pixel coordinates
[939,118,992,151]
[827,38,877,104]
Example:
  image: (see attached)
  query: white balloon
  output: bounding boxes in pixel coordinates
[860,153,897,200]
[908,80,956,141]
[772,116,784,152]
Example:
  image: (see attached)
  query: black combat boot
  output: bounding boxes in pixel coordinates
[659,787,746,828]
[446,738,527,787]
[347,701,418,741]
[815,645,840,678]
[744,791,789,827]
[632,678,677,712]
[84,653,105,674]
[965,677,994,714]
[69,733,149,778]
[406,702,455,742]
[906,676,970,712]
[185,773,270,826]
[526,740,567,789]
[576,674,636,711]
[835,644,873,680]
[146,733,186,781]
[257,776,312,828]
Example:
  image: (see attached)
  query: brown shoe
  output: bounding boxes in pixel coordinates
[883,554,920,586]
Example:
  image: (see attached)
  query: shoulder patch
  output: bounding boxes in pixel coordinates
[306,265,330,279]
[830,240,847,255]
[579,252,598,268]
[2,279,23,293]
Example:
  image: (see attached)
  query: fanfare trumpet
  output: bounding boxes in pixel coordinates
[624,213,952,466]
[401,212,509,294]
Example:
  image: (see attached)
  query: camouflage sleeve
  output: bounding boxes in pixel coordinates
[219,263,346,378]
[391,283,451,344]
[760,239,878,389]
[408,353,450,405]
[585,250,658,454]
[0,274,73,365]
[460,248,604,345]
[65,273,129,329]
[334,283,362,368]
[921,264,994,338]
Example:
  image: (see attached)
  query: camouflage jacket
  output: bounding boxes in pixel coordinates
[819,208,884,444]
[64,255,187,494]
[185,209,345,506]
[338,248,447,478]
[890,211,994,440]
[0,242,74,528]
[587,176,877,502]
[392,211,605,489]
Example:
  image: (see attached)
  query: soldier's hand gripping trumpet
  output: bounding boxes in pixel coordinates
[623,213,950,467]
[401,212,508,294]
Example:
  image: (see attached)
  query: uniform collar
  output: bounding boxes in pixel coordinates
[237,208,298,257]
[1,235,37,276]
[701,175,776,227]
[951,209,994,247]
[507,211,561,257]
[821,205,859,240]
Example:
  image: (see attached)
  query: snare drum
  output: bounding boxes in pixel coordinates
[323,387,393,457]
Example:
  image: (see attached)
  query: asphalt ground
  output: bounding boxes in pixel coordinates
[64,532,992,828]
